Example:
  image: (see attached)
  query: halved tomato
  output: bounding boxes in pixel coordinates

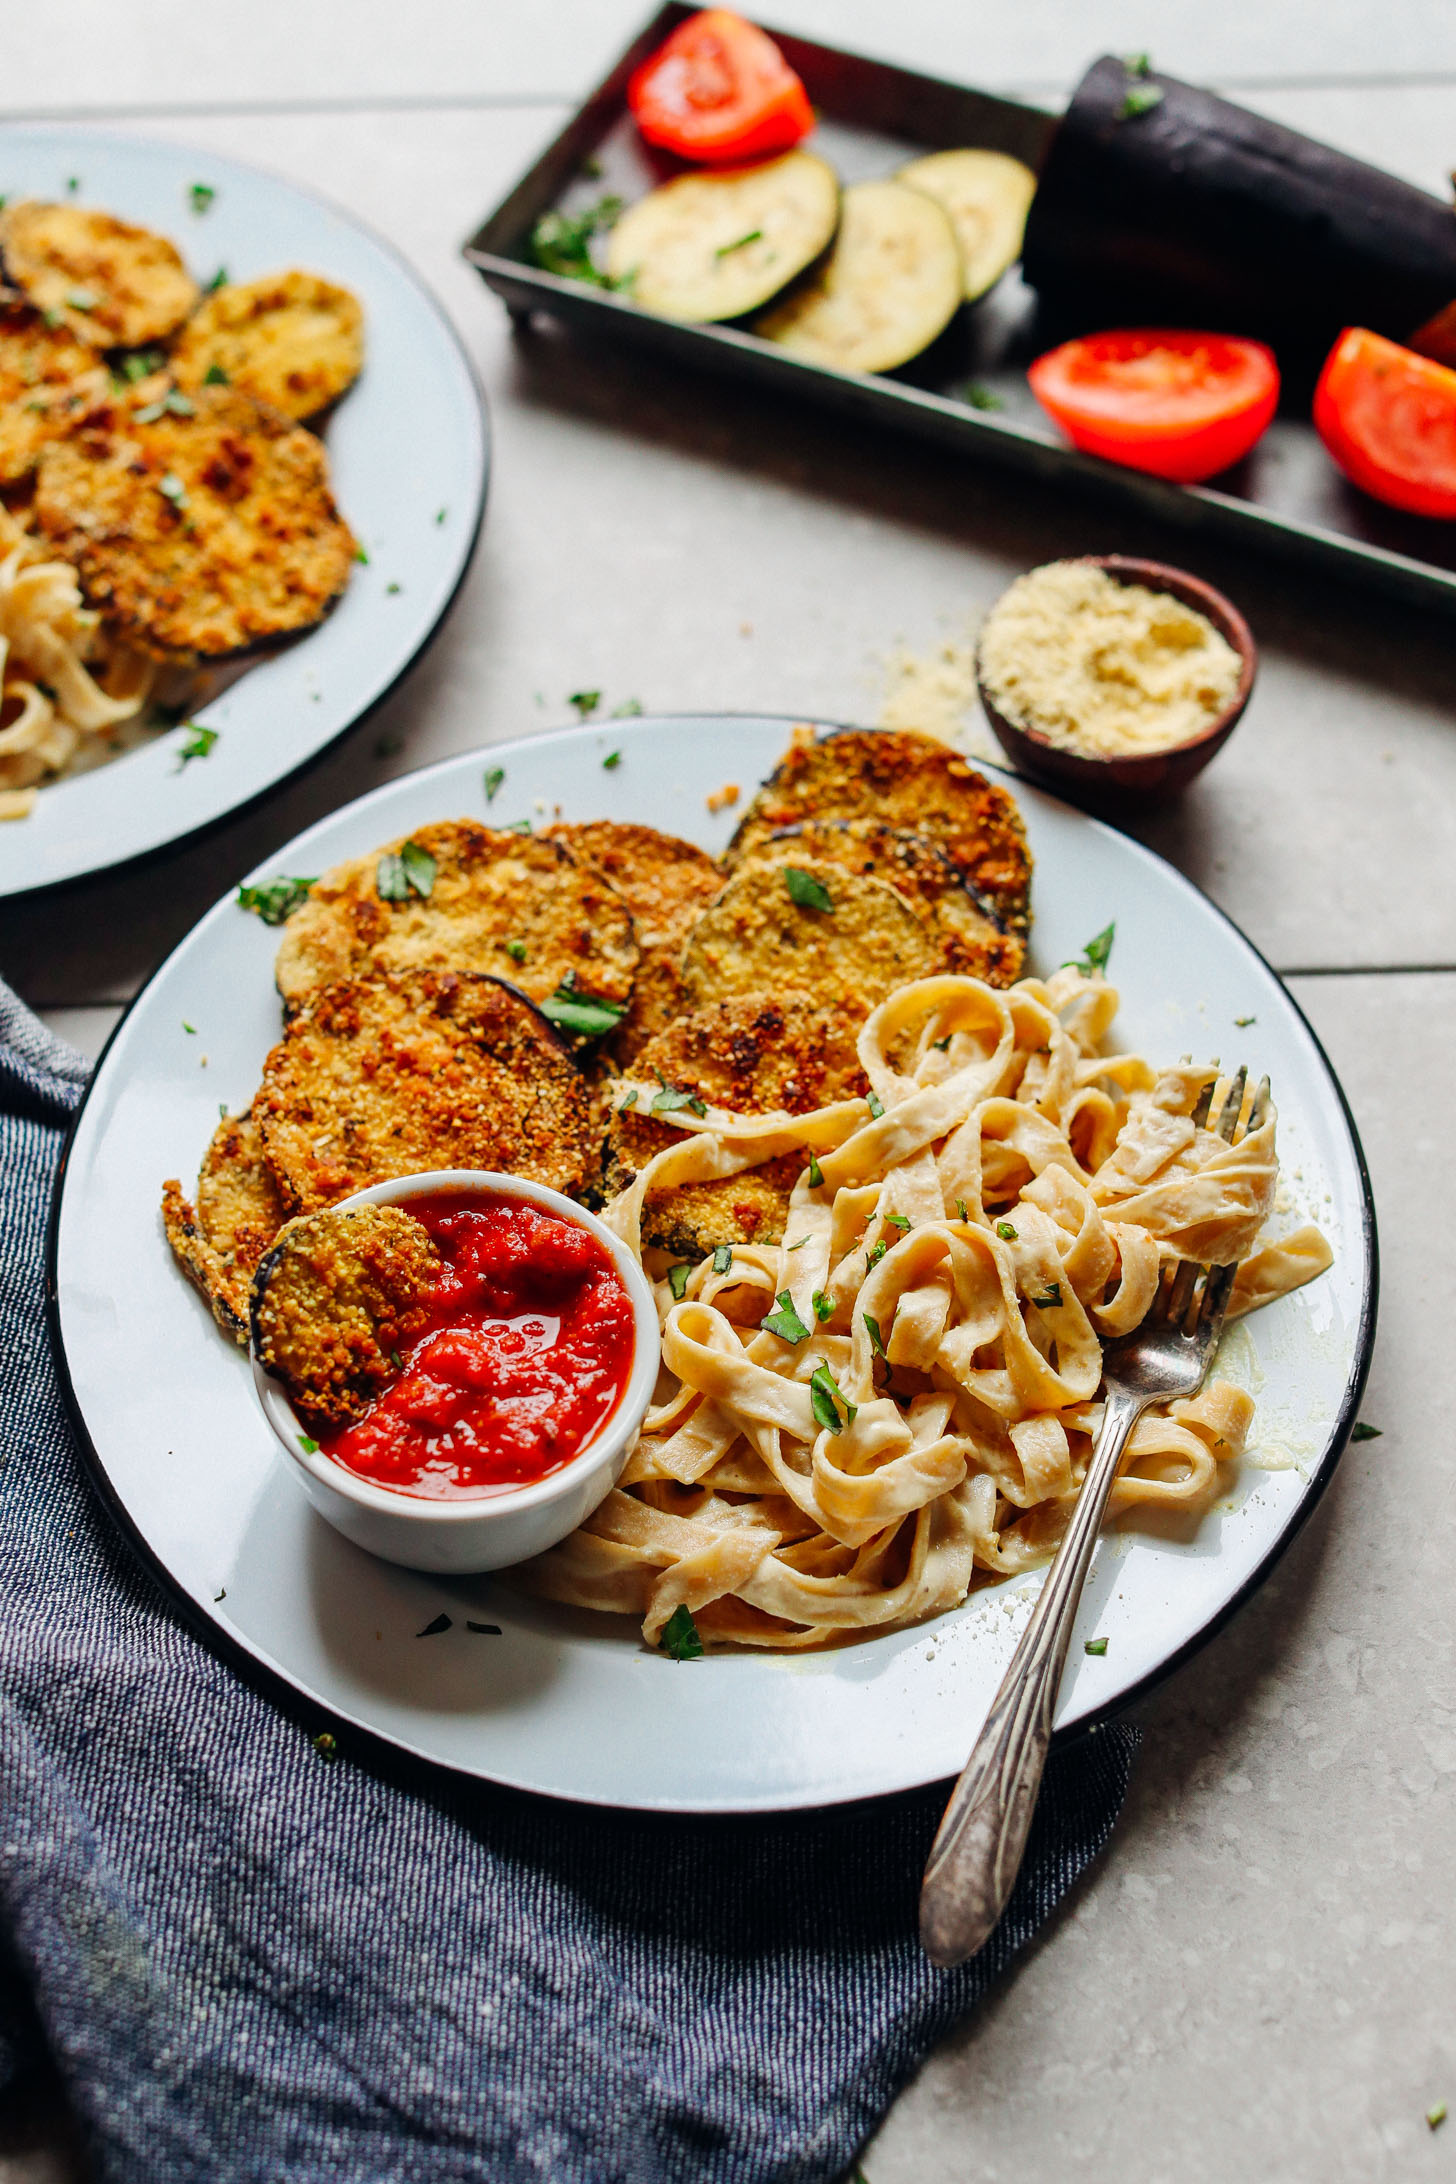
[628,10,814,164]
[1028,330,1280,483]
[1314,327,1456,520]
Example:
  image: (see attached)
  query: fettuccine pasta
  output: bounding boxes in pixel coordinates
[525,967,1333,1650]
[0,506,155,818]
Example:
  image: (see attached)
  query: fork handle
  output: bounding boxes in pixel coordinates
[919,1382,1150,1967]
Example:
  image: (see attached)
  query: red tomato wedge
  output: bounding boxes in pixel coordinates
[1028,330,1280,483]
[1314,327,1456,520]
[628,10,814,164]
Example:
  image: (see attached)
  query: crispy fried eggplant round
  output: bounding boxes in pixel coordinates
[251,1204,442,1431]
[680,855,937,1011]
[161,1104,287,1344]
[727,728,1033,937]
[171,269,365,421]
[256,970,593,1215]
[606,996,867,1255]
[0,201,198,348]
[32,383,356,657]
[0,307,109,485]
[744,820,1024,985]
[545,819,720,1063]
[272,820,640,1019]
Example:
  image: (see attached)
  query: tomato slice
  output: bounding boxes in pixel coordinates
[1313,327,1456,520]
[1027,330,1280,483]
[628,10,814,164]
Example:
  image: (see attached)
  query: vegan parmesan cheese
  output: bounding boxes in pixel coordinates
[977,560,1243,758]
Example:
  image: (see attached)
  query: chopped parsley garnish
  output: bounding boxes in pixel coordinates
[784,1237,807,1252]
[866,1091,885,1120]
[158,471,188,507]
[435,506,447,524]
[416,1613,452,1637]
[505,816,532,834]
[651,1076,707,1117]
[883,1212,911,1234]
[863,1313,887,1358]
[542,978,628,1039]
[355,543,370,564]
[568,689,601,718]
[1066,921,1115,977]
[299,1436,319,1455]
[1428,2103,1448,2132]
[175,723,218,765]
[807,1149,824,1187]
[610,697,644,717]
[237,875,315,925]
[182,1020,196,1035]
[1234,1014,1256,1028]
[1350,1422,1382,1442]
[962,381,1004,410]
[809,1362,856,1436]
[714,227,763,258]
[1121,80,1164,119]
[1125,50,1152,75]
[389,1350,403,1370]
[1030,1282,1063,1310]
[762,1290,810,1344]
[932,1035,952,1051]
[783,865,833,912]
[313,1731,338,1761]
[386,582,401,595]
[204,265,227,293]
[65,288,97,312]
[66,175,80,194]
[866,1240,887,1272]
[996,1220,1017,1240]
[667,1263,692,1302]
[528,195,626,287]
[484,764,505,801]
[189,181,216,214]
[812,1289,833,1323]
[504,939,527,963]
[602,749,622,770]
[1084,1636,1109,1656]
[137,389,196,423]
[376,839,437,901]
[660,1603,703,1660]
[712,1245,733,1274]
[203,361,229,385]
[121,349,166,383]
[618,1089,639,1113]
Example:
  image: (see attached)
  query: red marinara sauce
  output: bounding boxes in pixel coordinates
[319,1192,636,1500]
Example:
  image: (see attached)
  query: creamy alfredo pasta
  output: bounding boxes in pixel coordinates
[526,967,1332,1651]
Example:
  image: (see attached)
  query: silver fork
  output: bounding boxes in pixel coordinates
[919,1066,1268,1967]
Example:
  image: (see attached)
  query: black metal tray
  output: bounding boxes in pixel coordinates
[465,4,1456,617]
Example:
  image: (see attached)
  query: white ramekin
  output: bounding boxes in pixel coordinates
[250,1169,659,1574]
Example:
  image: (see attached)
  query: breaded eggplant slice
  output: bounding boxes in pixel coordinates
[728,728,1033,938]
[256,970,593,1215]
[0,201,198,348]
[606,997,867,1255]
[0,308,109,486]
[745,821,1023,985]
[161,1105,288,1343]
[273,821,639,1018]
[545,820,720,1064]
[32,384,356,658]
[680,855,936,1011]
[251,1205,442,1431]
[171,270,365,421]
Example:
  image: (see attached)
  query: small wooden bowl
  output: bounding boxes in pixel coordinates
[976,555,1257,808]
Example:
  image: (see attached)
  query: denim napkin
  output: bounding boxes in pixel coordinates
[0,977,1138,2184]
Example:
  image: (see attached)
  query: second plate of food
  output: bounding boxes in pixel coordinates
[50,717,1374,1811]
[0,127,487,896]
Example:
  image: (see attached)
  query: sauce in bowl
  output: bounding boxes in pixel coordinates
[319,1190,636,1500]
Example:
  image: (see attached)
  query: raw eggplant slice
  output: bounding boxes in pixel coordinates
[605,151,838,323]
[752,178,962,374]
[896,149,1036,303]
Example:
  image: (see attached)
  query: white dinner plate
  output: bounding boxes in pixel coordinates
[0,127,487,898]
[49,718,1377,1812]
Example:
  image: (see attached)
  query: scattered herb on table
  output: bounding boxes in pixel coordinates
[1428,2102,1448,2131]
[237,875,315,925]
[962,381,1003,410]
[542,978,627,1039]
[484,764,505,801]
[602,749,622,770]
[667,1263,693,1302]
[1351,1422,1382,1442]
[610,697,644,717]
[712,1245,733,1274]
[312,1732,338,1761]
[435,506,447,524]
[1235,1014,1256,1027]
[783,865,833,912]
[568,689,601,718]
[810,1362,856,1435]
[416,1613,452,1637]
[189,181,216,214]
[182,1020,196,1035]
[66,176,80,194]
[175,724,217,766]
[1066,921,1115,977]
[528,195,625,287]
[1084,1636,1109,1657]
[660,1603,703,1660]
[213,1586,226,1602]
[762,1291,810,1344]
[354,543,370,565]
[376,839,437,901]
[385,581,401,595]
